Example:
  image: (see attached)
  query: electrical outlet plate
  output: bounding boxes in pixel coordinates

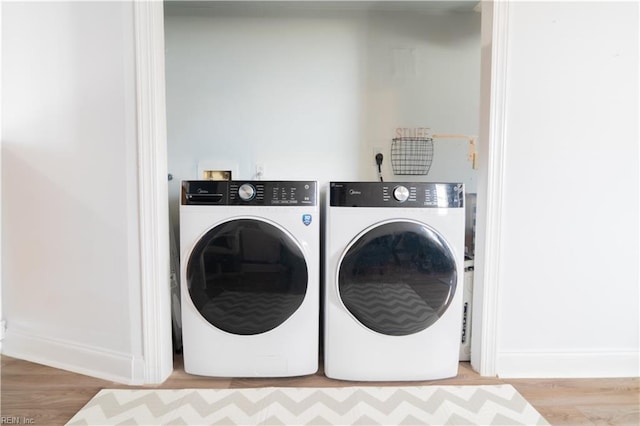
[255,163,265,179]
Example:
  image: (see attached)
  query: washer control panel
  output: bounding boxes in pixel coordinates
[182,180,317,206]
[330,181,464,208]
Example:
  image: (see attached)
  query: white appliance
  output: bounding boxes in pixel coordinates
[324,181,465,381]
[180,180,319,377]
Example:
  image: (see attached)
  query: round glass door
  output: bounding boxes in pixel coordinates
[187,219,308,335]
[338,220,457,336]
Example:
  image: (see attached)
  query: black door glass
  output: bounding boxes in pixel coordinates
[187,219,308,335]
[338,221,457,336]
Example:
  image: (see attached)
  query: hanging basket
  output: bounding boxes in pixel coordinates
[391,137,434,175]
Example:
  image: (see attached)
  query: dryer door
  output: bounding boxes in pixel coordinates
[338,220,457,336]
[186,218,308,335]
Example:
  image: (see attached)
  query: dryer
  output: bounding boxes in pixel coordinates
[180,180,319,377]
[324,181,465,381]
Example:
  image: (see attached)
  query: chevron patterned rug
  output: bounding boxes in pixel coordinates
[66,384,549,425]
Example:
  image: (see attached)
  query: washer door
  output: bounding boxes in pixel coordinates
[338,220,457,336]
[187,218,308,335]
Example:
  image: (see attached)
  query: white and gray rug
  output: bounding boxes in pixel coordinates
[66,384,549,425]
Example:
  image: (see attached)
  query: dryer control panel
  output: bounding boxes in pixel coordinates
[330,181,464,208]
[182,180,317,206]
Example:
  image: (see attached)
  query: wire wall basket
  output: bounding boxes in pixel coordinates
[391,137,434,175]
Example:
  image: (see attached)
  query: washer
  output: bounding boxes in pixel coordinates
[324,181,465,381]
[180,180,319,377]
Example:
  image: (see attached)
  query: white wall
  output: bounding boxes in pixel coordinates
[360,9,480,186]
[492,1,639,377]
[1,2,145,383]
[164,2,480,231]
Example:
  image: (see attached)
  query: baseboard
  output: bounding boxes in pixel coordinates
[1,326,146,385]
[497,350,640,378]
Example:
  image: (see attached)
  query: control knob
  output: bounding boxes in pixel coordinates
[393,185,410,202]
[238,183,256,201]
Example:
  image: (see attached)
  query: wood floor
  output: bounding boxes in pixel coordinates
[1,354,638,425]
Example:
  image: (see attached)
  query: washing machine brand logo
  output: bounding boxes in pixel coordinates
[302,214,312,226]
[197,188,208,194]
[349,189,362,195]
